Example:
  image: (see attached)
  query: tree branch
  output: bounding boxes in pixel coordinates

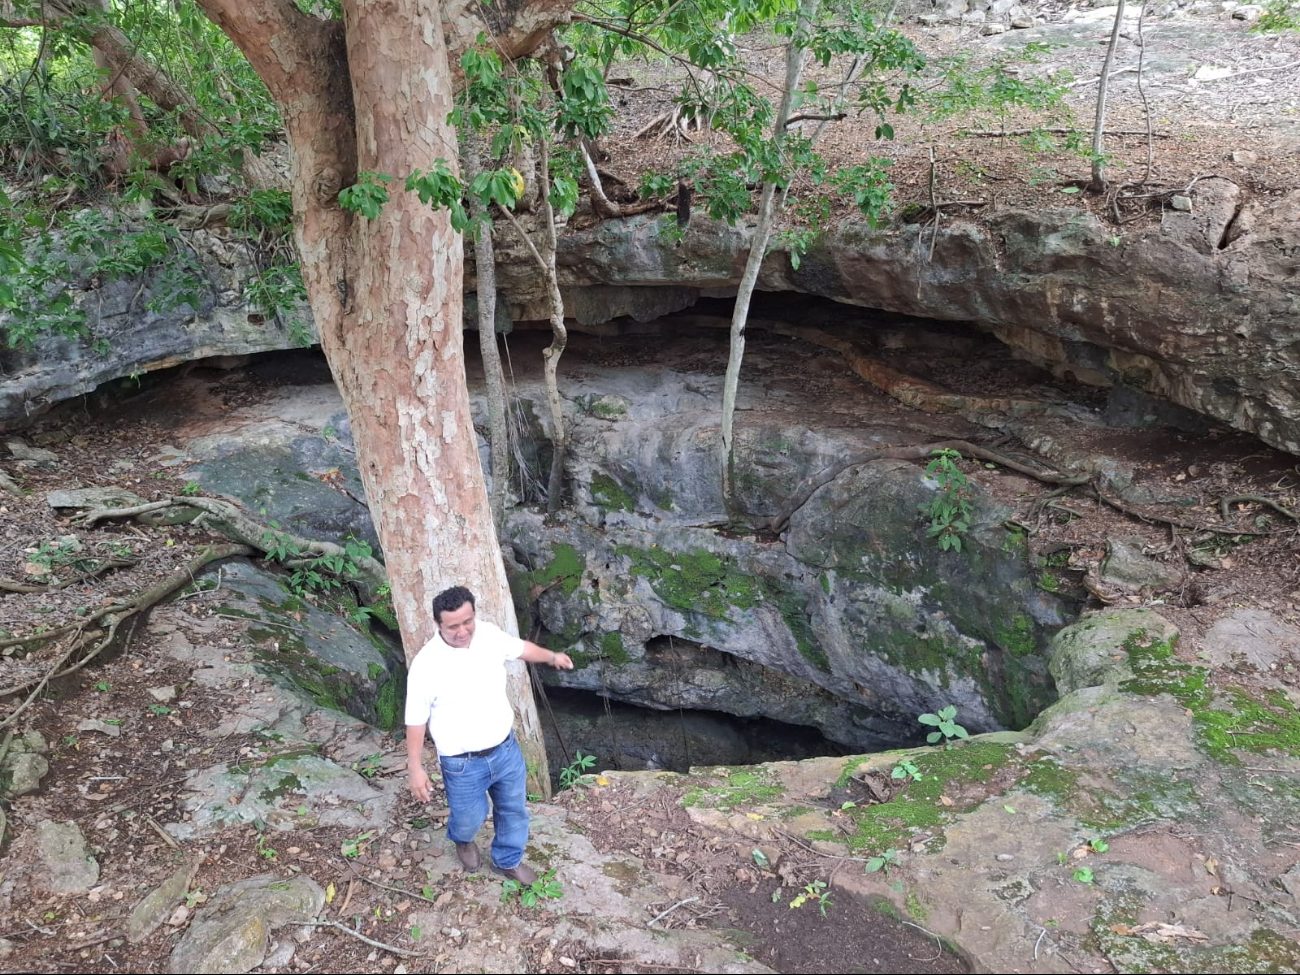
[81,496,388,600]
[0,544,250,710]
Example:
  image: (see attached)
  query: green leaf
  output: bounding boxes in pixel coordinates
[337,172,393,220]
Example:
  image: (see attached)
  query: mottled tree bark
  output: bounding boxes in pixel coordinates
[194,0,567,793]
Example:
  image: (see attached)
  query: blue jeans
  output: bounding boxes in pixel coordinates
[439,733,530,870]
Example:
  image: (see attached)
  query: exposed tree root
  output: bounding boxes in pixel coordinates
[578,142,662,218]
[0,544,251,722]
[0,557,138,594]
[1094,487,1296,537]
[767,440,1089,534]
[1219,494,1300,525]
[633,104,705,142]
[80,496,387,600]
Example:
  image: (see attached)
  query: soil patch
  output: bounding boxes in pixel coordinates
[715,884,968,975]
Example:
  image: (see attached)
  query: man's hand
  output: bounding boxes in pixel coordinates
[521,642,575,670]
[409,764,432,803]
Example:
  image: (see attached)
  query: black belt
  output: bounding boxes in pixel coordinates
[443,734,510,760]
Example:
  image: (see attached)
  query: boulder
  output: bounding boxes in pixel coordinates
[168,874,324,975]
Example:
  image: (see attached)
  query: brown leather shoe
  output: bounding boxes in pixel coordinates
[495,862,538,885]
[455,841,480,871]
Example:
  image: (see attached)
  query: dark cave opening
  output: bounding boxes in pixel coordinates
[538,683,854,787]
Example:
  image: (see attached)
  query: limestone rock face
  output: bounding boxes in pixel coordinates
[164,363,1070,751]
[536,192,1300,456]
[7,190,1300,461]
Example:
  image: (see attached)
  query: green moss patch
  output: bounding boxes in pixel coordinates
[1091,892,1300,973]
[617,545,761,621]
[683,768,785,810]
[592,472,635,513]
[528,543,587,598]
[815,742,1019,853]
[600,631,629,665]
[1119,632,1300,763]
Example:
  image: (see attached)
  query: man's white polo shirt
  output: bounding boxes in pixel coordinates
[404,618,524,757]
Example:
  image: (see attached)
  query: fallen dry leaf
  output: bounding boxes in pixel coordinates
[1205,857,1219,876]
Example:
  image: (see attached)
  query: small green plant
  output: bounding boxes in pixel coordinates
[864,849,902,874]
[920,449,973,552]
[559,750,596,790]
[789,879,832,917]
[340,831,374,858]
[255,832,278,861]
[1253,0,1300,33]
[184,889,204,908]
[148,704,173,716]
[410,924,422,941]
[352,752,383,778]
[94,680,111,692]
[62,734,80,749]
[500,868,563,907]
[891,758,923,782]
[1089,838,1109,853]
[181,480,201,496]
[919,705,969,746]
[1073,866,1094,884]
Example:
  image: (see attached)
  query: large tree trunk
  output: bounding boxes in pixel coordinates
[195,0,553,793]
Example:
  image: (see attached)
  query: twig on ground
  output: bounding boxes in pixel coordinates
[352,872,441,905]
[903,919,946,962]
[960,127,1169,138]
[774,826,879,863]
[0,544,250,702]
[1071,66,1139,87]
[647,896,699,927]
[300,919,422,957]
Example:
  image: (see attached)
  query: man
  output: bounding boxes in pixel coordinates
[405,585,574,884]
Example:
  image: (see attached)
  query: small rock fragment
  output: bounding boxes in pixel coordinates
[78,719,123,738]
[7,441,59,465]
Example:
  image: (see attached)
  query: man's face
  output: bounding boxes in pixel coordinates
[436,601,476,648]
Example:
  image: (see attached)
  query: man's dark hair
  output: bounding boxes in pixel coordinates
[432,585,475,623]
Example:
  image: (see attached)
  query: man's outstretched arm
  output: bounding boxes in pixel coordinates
[520,641,574,670]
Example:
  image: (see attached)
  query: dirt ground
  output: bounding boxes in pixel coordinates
[596,7,1300,232]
